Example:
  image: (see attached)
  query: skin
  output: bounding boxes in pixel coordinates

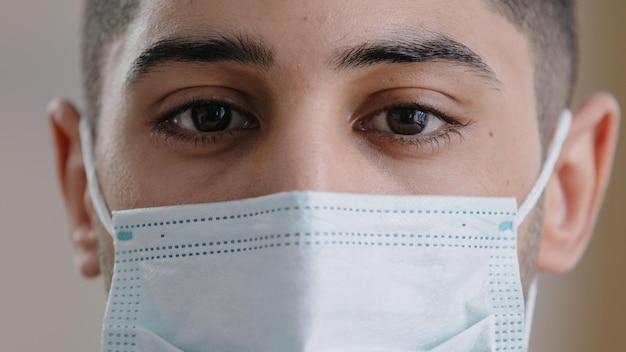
[50,0,620,305]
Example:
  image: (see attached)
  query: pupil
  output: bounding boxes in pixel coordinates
[387,108,428,135]
[192,105,232,132]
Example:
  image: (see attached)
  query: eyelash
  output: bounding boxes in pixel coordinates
[149,99,469,150]
[357,102,468,151]
[149,98,255,146]
[376,126,463,152]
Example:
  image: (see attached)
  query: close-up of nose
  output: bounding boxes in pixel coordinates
[257,127,358,194]
[243,112,372,196]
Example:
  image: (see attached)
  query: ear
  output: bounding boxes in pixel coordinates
[538,93,621,273]
[49,98,101,278]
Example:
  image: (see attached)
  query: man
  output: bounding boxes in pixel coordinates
[49,0,620,350]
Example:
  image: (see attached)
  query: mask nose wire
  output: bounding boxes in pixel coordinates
[79,117,115,237]
[514,109,572,230]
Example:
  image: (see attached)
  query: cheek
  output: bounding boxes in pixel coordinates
[482,111,542,202]
[95,222,115,291]
[97,108,174,211]
[98,152,144,211]
[417,118,542,200]
[516,202,544,300]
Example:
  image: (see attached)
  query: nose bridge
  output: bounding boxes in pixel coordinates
[252,94,357,194]
[265,112,344,193]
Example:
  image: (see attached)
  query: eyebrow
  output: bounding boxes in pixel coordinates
[331,33,500,85]
[126,35,274,86]
[126,32,500,87]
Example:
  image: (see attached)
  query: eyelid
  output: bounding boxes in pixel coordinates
[154,98,257,126]
[352,100,471,156]
[146,97,260,150]
[357,101,465,130]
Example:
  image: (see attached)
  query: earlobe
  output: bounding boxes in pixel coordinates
[538,93,621,273]
[49,98,101,278]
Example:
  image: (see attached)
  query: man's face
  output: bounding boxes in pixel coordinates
[94,0,540,292]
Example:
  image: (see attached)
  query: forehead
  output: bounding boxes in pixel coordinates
[118,0,531,79]
[100,0,535,129]
[137,0,509,38]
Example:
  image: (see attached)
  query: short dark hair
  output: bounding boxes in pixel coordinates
[488,0,577,144]
[82,0,139,122]
[81,0,577,144]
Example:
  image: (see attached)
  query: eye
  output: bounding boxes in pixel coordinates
[162,101,259,134]
[363,106,446,136]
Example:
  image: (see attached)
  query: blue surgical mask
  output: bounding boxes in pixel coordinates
[80,110,572,352]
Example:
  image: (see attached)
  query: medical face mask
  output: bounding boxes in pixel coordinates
[80,110,571,352]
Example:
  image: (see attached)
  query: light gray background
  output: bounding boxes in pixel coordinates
[1,1,624,350]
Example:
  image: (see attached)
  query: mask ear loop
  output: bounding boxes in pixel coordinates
[513,109,571,348]
[515,109,572,229]
[79,117,115,237]
[524,277,538,347]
